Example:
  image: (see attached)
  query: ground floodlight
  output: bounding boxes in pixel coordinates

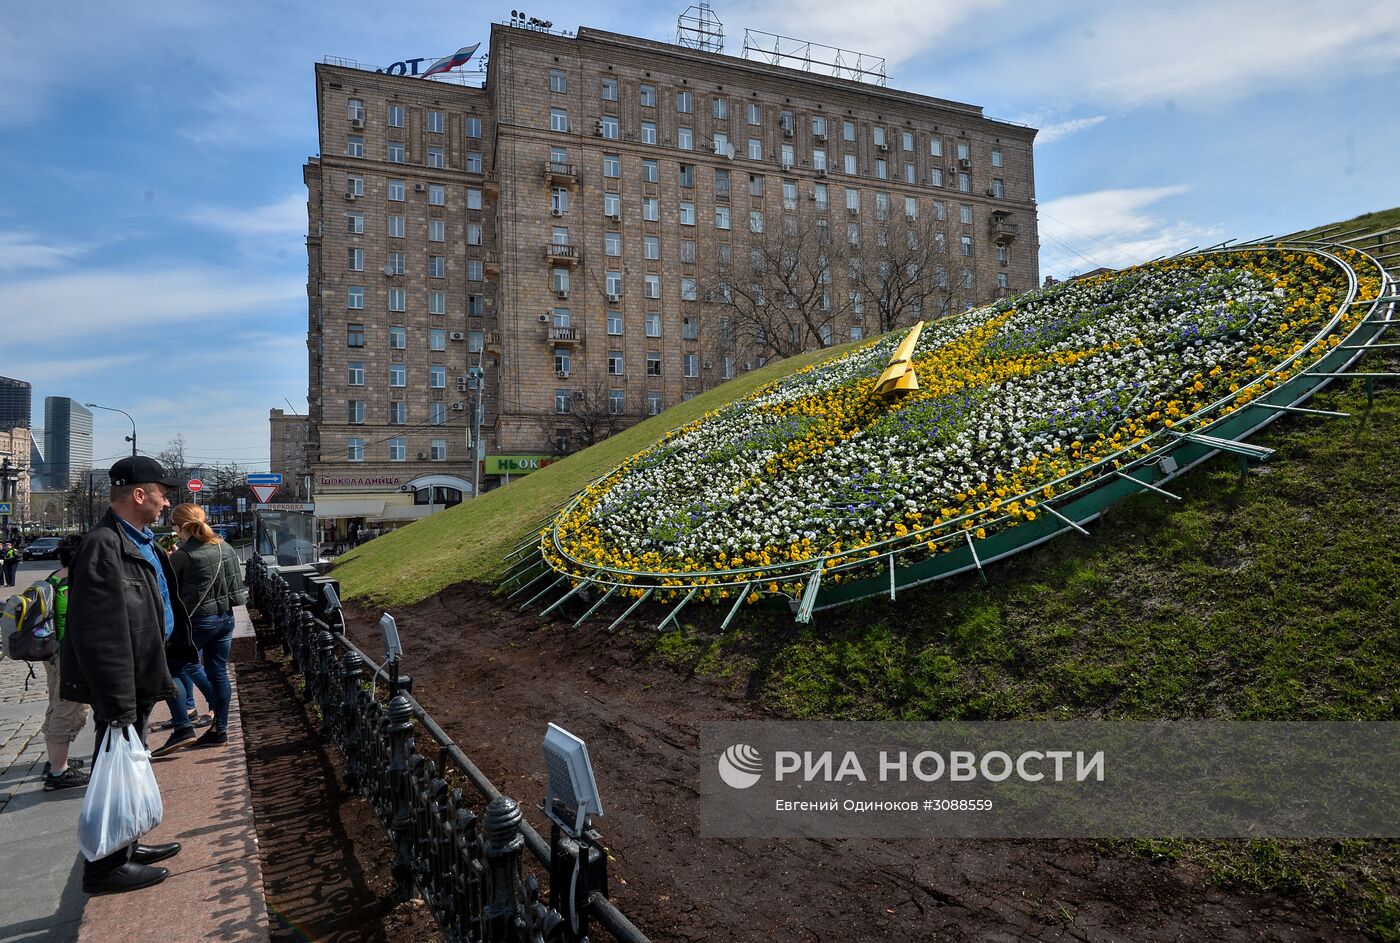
[378,613,402,662]
[323,582,341,613]
[543,722,604,837]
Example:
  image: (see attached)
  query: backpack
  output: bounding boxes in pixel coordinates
[1,581,58,662]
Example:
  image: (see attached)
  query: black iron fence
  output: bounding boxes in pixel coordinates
[244,554,648,943]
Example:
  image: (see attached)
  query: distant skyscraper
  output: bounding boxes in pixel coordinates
[43,398,93,489]
[0,377,31,430]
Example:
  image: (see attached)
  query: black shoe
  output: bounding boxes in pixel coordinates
[195,726,228,747]
[43,767,90,791]
[41,758,85,776]
[131,842,181,865]
[151,727,196,757]
[82,862,169,895]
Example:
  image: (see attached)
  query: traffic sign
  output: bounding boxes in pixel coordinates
[250,484,279,504]
[237,497,247,512]
[247,473,283,485]
[0,503,10,515]
[187,478,204,493]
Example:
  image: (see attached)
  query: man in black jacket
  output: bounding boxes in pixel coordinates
[61,456,197,895]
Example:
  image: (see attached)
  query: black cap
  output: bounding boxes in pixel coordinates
[109,456,180,489]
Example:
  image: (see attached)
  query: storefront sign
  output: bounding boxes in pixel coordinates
[484,455,557,475]
[318,475,404,488]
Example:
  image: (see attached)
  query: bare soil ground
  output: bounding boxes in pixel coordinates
[342,582,1370,943]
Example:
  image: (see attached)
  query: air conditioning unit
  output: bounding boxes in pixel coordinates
[451,402,466,410]
[959,158,972,169]
[743,362,754,371]
[350,117,364,129]
[414,182,427,192]
[344,191,359,201]
[538,313,551,323]
[782,126,794,138]
[815,167,828,178]
[551,208,564,217]
[593,120,604,136]
[702,360,713,369]
[781,162,794,171]
[814,131,827,142]
[556,369,571,379]
[457,378,468,391]
[986,187,997,197]
[847,206,859,216]
[606,293,621,304]
[449,331,466,340]
[876,141,889,152]
[555,288,569,299]
[606,211,621,221]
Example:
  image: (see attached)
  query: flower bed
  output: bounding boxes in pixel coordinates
[543,247,1384,604]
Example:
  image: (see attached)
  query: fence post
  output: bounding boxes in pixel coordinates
[482,796,527,942]
[386,694,417,899]
[340,650,364,793]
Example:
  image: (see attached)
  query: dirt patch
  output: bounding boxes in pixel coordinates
[238,652,442,943]
[341,582,1369,943]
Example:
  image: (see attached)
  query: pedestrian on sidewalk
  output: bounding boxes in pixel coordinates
[40,535,91,791]
[61,456,195,895]
[158,503,244,754]
[1,540,18,586]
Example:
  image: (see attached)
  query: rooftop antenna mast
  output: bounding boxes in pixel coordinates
[677,2,724,54]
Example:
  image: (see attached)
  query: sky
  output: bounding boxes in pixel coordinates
[1,0,1397,470]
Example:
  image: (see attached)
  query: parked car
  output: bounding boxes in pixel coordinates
[22,537,62,561]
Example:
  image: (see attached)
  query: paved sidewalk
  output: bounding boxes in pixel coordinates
[0,578,269,943]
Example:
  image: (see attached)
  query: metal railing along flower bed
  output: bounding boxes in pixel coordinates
[245,553,649,943]
[506,238,1398,625]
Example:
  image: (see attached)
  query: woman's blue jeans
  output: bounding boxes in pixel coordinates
[190,613,236,732]
[164,660,212,734]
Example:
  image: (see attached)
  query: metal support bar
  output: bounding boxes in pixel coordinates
[720,582,754,632]
[1113,470,1183,501]
[1305,372,1399,378]
[1167,430,1275,461]
[573,584,618,627]
[1251,403,1350,418]
[658,586,699,632]
[542,578,593,617]
[964,530,985,582]
[1341,343,1400,349]
[888,553,897,600]
[507,566,555,601]
[606,588,654,633]
[1041,501,1090,536]
[522,574,568,609]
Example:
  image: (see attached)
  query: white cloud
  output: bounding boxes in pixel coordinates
[0,268,304,345]
[0,231,89,273]
[187,194,307,238]
[1036,115,1107,145]
[1038,185,1224,278]
[17,353,149,386]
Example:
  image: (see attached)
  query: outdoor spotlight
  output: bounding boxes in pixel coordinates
[323,582,341,613]
[542,722,604,837]
[379,612,402,662]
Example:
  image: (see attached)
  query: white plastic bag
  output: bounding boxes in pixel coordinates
[77,724,163,861]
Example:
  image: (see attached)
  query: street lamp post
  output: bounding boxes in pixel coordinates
[84,402,137,458]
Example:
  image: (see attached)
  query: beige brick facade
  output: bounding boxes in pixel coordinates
[304,24,1038,501]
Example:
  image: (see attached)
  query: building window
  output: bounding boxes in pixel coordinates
[466,188,481,210]
[747,137,762,160]
[601,77,618,101]
[430,184,446,205]
[347,247,364,271]
[680,276,697,301]
[347,438,364,462]
[723,355,735,379]
[609,389,625,415]
[550,69,568,93]
[604,192,621,217]
[465,116,482,138]
[347,288,364,311]
[467,293,482,315]
[429,402,446,425]
[389,438,406,462]
[997,243,1009,263]
[930,168,944,187]
[934,200,947,221]
[643,159,658,183]
[345,174,364,197]
[905,162,916,184]
[875,158,887,179]
[647,391,663,415]
[466,152,483,173]
[644,235,660,260]
[676,90,692,113]
[550,108,569,132]
[387,251,405,275]
[958,172,971,192]
[957,141,970,161]
[387,141,405,163]
[997,272,1009,289]
[388,288,406,312]
[712,96,728,119]
[553,267,570,294]
[427,439,446,462]
[960,203,973,224]
[814,183,828,211]
[992,177,1004,199]
[553,306,571,328]
[607,311,623,334]
[963,269,974,289]
[681,239,696,263]
[346,361,364,385]
[347,400,365,424]
[852,326,864,341]
[645,311,662,336]
[780,143,794,168]
[930,137,943,157]
[747,102,761,125]
[875,191,889,220]
[388,215,406,238]
[429,219,446,242]
[684,353,699,378]
[608,350,624,375]
[848,222,860,245]
[606,270,622,295]
[427,109,444,133]
[680,202,696,226]
[683,316,698,340]
[902,130,914,151]
[678,163,696,188]
[390,401,407,425]
[640,120,657,145]
[715,206,730,230]
[640,83,656,107]
[873,126,886,148]
[346,135,364,158]
[389,363,406,386]
[466,223,482,245]
[905,196,918,219]
[347,98,364,121]
[678,127,693,150]
[600,115,620,140]
[427,146,445,168]
[388,104,404,128]
[429,256,446,278]
[845,188,860,213]
[842,120,856,142]
[555,389,572,414]
[388,179,404,201]
[603,153,620,177]
[991,146,1003,168]
[605,231,621,256]
[750,210,764,233]
[646,351,662,376]
[429,365,446,388]
[347,323,365,348]
[843,153,857,175]
[430,328,446,351]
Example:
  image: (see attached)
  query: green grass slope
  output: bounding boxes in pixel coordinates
[333,342,853,606]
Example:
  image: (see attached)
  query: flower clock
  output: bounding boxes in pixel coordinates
[525,245,1393,625]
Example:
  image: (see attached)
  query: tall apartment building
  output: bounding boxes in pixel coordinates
[268,408,312,499]
[42,398,92,490]
[0,376,30,431]
[305,23,1037,522]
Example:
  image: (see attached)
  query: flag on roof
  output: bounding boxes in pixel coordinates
[423,43,482,77]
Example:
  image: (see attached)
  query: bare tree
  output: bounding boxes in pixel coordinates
[539,378,639,456]
[848,207,972,333]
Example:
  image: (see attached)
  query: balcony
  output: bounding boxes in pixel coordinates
[545,325,583,345]
[545,160,578,184]
[989,215,1018,244]
[546,243,582,265]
